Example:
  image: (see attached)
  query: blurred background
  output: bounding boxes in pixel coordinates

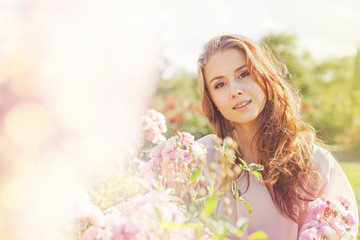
[0,0,359,239]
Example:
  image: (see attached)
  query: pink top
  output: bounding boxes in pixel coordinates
[198,134,359,239]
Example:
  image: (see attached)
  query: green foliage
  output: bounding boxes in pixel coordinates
[231,181,253,213]
[189,167,202,183]
[238,158,264,180]
[204,196,217,217]
[261,33,313,94]
[262,34,360,156]
[248,231,268,239]
[353,47,360,92]
[151,70,209,140]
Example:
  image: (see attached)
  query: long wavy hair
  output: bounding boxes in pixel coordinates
[197,34,320,223]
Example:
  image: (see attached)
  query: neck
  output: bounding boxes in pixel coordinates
[233,122,260,164]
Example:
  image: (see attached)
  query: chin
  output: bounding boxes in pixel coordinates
[232,115,260,126]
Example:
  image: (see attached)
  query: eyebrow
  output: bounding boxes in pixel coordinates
[209,64,247,84]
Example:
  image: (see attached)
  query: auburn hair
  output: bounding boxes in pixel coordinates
[197,34,320,223]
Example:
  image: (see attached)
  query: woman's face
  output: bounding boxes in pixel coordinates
[204,48,266,128]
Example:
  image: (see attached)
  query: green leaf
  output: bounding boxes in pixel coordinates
[236,189,242,198]
[211,233,228,240]
[204,196,217,217]
[189,167,202,183]
[247,231,268,239]
[230,154,237,164]
[183,222,203,231]
[236,217,248,229]
[161,221,202,234]
[240,199,253,213]
[231,181,236,193]
[208,185,214,195]
[160,222,180,230]
[251,171,262,180]
[238,157,249,170]
[153,206,162,222]
[214,191,225,196]
[234,217,248,236]
[249,163,264,172]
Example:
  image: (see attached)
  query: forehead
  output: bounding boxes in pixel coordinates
[204,48,246,83]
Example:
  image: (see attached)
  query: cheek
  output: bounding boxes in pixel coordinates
[257,88,267,111]
[211,91,228,108]
[251,82,266,102]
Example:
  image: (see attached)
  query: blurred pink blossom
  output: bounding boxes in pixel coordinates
[329,218,346,235]
[81,191,196,240]
[338,194,353,207]
[74,191,105,228]
[141,131,206,185]
[314,222,336,236]
[298,228,320,240]
[345,212,357,226]
[140,159,158,183]
[307,198,327,215]
[82,226,100,240]
[149,144,164,167]
[299,195,357,239]
[142,109,167,144]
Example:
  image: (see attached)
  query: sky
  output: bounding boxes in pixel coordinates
[161,0,360,76]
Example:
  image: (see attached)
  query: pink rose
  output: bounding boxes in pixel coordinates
[345,212,357,227]
[162,137,178,161]
[305,212,321,222]
[142,110,167,144]
[191,142,207,158]
[181,150,191,162]
[178,132,195,147]
[301,194,357,239]
[298,228,320,240]
[314,222,336,236]
[329,201,347,217]
[140,160,158,183]
[307,198,327,215]
[338,194,352,207]
[150,132,166,144]
[329,217,346,235]
[149,144,164,167]
[82,226,100,240]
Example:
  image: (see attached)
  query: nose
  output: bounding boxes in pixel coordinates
[230,80,244,98]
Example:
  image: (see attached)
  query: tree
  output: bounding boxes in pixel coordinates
[261,33,313,95]
[352,47,360,96]
[151,69,210,139]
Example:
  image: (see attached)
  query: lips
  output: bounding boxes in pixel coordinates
[233,100,252,109]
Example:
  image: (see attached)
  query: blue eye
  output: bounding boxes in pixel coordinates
[239,71,250,78]
[215,82,226,89]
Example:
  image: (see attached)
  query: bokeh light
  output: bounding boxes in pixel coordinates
[0,0,163,239]
[5,102,54,146]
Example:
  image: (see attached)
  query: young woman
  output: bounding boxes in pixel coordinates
[197,34,358,239]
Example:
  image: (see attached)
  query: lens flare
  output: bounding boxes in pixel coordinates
[4,102,54,146]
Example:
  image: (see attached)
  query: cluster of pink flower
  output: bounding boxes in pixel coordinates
[142,109,167,144]
[80,191,196,240]
[75,110,210,240]
[141,131,207,183]
[299,194,357,240]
